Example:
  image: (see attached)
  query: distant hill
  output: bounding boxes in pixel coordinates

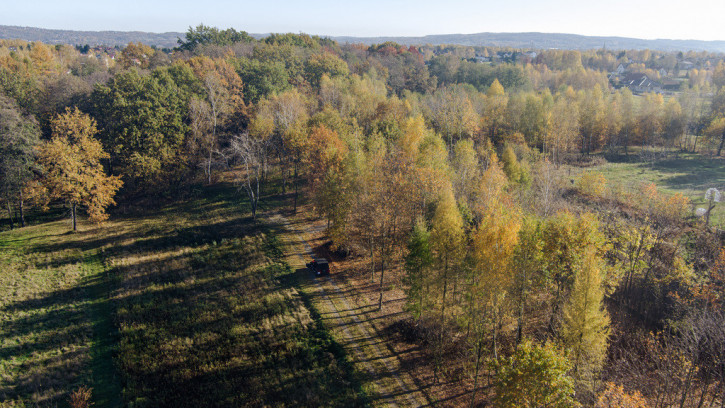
[0,25,183,48]
[1,25,724,53]
[332,32,725,53]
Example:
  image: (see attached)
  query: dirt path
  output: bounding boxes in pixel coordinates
[272,213,430,407]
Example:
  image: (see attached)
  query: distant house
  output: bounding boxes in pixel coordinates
[661,79,681,91]
[659,68,668,77]
[615,63,627,74]
[679,61,694,71]
[621,73,663,94]
[474,56,491,63]
[8,46,17,52]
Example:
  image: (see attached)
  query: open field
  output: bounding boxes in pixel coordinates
[0,179,366,407]
[575,152,725,226]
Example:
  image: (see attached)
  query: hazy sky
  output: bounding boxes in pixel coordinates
[2,0,724,41]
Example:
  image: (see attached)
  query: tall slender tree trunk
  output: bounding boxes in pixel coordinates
[293,162,299,213]
[470,337,484,408]
[517,295,525,345]
[378,254,385,310]
[694,134,700,153]
[253,169,260,219]
[492,306,500,361]
[6,201,14,230]
[435,257,449,383]
[71,202,77,231]
[441,257,449,323]
[207,149,213,184]
[19,191,25,227]
[718,130,725,156]
[369,234,375,282]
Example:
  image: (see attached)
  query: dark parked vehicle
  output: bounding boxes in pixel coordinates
[306,258,330,276]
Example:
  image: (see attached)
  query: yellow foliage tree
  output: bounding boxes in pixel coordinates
[119,42,155,69]
[36,108,122,231]
[595,383,648,408]
[468,190,521,398]
[562,246,610,391]
[429,185,465,381]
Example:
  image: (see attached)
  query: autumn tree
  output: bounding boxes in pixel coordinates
[595,383,647,408]
[119,42,155,69]
[429,185,466,381]
[404,219,433,319]
[250,89,309,212]
[480,79,509,145]
[189,72,232,183]
[562,246,610,392]
[424,86,479,148]
[304,52,350,88]
[493,341,578,408]
[306,125,352,243]
[0,95,40,228]
[467,186,521,399]
[229,132,268,219]
[546,91,578,165]
[578,85,609,154]
[372,154,416,310]
[35,108,122,231]
[512,218,544,344]
[451,139,480,209]
[542,212,605,334]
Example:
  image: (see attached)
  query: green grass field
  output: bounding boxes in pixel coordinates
[580,151,725,226]
[0,180,366,407]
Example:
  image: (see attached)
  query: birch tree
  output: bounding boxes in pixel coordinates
[230,132,267,219]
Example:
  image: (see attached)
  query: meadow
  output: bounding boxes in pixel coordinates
[0,180,366,407]
[579,151,725,226]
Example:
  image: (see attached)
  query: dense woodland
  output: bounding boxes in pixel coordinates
[3,24,725,407]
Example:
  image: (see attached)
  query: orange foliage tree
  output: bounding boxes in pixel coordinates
[35,108,122,231]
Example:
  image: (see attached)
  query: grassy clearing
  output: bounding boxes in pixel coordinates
[576,152,725,226]
[0,219,122,407]
[1,180,366,407]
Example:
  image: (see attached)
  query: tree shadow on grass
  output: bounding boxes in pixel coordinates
[1,181,367,407]
[646,157,725,192]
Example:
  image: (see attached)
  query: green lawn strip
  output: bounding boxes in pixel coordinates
[0,223,119,406]
[81,251,123,408]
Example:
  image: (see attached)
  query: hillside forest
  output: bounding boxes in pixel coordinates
[3,24,725,407]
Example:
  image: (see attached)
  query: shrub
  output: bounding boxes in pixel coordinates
[493,341,578,408]
[576,171,606,198]
[68,386,93,408]
[595,383,647,408]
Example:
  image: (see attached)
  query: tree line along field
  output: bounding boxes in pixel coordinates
[3,24,725,407]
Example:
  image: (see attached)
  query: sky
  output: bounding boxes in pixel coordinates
[2,0,725,41]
